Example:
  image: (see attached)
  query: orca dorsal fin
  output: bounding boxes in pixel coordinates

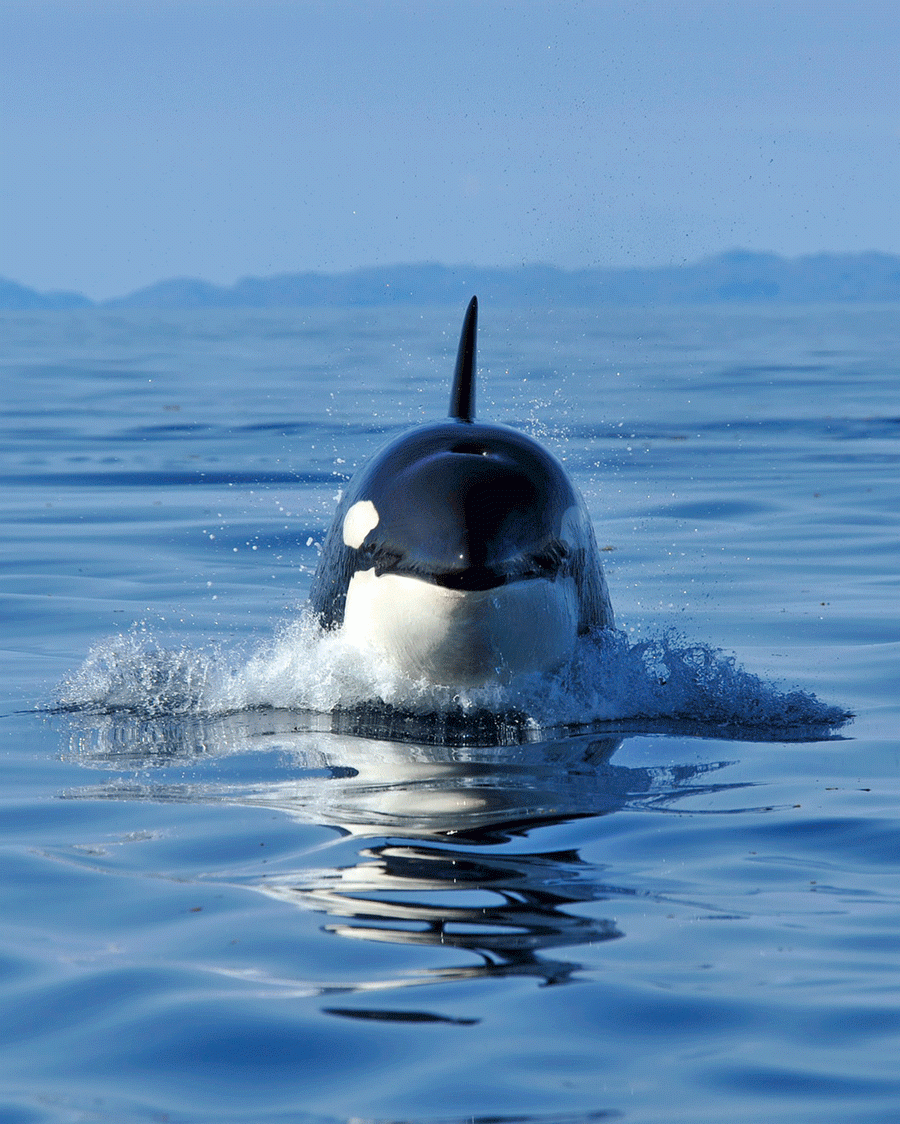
[449,296,477,422]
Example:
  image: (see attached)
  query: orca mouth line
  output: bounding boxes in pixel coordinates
[360,540,571,592]
[432,567,521,592]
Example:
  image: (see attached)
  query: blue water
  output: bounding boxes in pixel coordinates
[1,304,898,1123]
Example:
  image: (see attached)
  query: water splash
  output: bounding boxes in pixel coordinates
[56,612,850,738]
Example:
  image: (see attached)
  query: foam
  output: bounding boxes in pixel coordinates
[56,610,851,737]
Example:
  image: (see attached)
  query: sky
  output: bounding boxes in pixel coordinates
[3,0,899,301]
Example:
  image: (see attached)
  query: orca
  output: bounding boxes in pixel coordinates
[308,297,613,685]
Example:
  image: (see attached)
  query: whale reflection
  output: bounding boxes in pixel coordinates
[63,707,747,836]
[260,838,625,994]
[62,708,751,1002]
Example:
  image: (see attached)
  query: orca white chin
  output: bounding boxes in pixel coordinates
[342,570,580,687]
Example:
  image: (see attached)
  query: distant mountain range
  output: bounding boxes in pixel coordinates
[4,250,900,310]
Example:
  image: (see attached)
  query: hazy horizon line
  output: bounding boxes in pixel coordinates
[4,247,900,309]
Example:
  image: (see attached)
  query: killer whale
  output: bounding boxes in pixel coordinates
[308,297,613,685]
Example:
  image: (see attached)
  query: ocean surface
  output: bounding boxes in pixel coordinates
[1,302,898,1124]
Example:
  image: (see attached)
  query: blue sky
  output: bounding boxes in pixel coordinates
[3,0,898,300]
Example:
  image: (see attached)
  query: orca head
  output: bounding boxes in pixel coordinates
[344,420,580,594]
[308,297,613,684]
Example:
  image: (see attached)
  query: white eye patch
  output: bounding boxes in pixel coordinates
[560,504,586,549]
[342,499,380,548]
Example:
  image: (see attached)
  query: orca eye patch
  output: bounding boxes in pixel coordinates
[343,500,380,549]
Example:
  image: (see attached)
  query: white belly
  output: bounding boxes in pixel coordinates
[341,569,579,686]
